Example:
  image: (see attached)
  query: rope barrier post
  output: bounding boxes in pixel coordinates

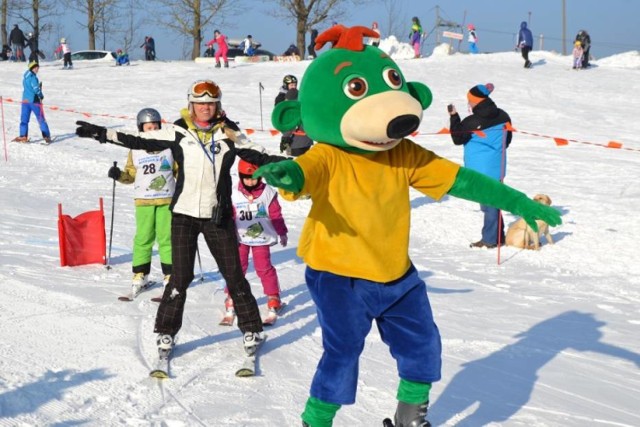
[496,124,509,265]
[1,96,8,162]
[258,82,264,131]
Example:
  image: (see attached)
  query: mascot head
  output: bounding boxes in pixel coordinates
[271,25,433,153]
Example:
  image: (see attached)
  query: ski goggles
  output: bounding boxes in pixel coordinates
[189,80,221,102]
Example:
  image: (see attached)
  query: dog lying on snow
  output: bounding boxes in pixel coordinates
[505,194,554,250]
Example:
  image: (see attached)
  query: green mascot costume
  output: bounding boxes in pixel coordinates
[256,25,561,427]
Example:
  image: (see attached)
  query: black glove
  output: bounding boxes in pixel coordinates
[108,166,121,180]
[75,120,107,143]
[280,135,293,153]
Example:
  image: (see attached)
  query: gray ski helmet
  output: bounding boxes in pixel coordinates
[283,74,298,86]
[136,108,162,131]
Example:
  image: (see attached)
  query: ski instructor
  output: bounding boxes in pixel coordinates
[75,79,286,371]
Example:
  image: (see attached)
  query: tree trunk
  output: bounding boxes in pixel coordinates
[296,16,307,58]
[1,0,7,46]
[88,0,96,50]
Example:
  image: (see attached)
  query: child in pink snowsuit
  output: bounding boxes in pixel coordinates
[224,159,288,317]
[206,30,229,68]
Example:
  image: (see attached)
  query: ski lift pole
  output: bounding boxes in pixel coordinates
[496,124,508,265]
[258,82,264,131]
[106,161,117,270]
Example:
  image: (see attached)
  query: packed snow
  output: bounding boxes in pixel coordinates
[0,37,639,427]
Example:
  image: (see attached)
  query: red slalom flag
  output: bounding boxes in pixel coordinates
[58,199,106,267]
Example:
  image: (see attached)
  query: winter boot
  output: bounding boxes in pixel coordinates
[43,136,52,144]
[267,295,282,313]
[215,61,221,68]
[394,401,431,427]
[156,334,174,359]
[12,136,29,143]
[131,272,149,297]
[224,60,229,68]
[243,331,263,356]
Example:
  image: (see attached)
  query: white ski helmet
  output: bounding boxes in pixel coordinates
[136,108,162,131]
[60,37,66,43]
[187,79,221,103]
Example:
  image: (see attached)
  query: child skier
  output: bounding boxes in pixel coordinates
[54,38,73,69]
[572,40,584,70]
[467,24,479,54]
[222,159,288,325]
[409,17,423,58]
[205,30,229,68]
[107,108,176,297]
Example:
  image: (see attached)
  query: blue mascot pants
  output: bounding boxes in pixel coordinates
[306,264,442,405]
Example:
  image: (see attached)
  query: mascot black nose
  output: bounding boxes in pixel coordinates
[387,114,420,139]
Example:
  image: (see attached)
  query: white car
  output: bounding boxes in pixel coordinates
[67,50,117,62]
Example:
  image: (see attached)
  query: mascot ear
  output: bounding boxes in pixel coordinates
[272,100,302,132]
[407,82,433,110]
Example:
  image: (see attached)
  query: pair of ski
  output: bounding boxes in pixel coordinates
[219,303,287,327]
[149,335,266,379]
[117,281,159,301]
[11,136,57,145]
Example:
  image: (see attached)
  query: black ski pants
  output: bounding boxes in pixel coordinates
[154,213,263,336]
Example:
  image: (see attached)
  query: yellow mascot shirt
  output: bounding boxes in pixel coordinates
[287,139,460,282]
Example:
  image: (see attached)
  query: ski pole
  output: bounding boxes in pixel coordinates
[196,246,204,282]
[106,161,117,269]
[258,82,264,130]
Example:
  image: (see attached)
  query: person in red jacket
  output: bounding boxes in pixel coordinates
[206,30,229,68]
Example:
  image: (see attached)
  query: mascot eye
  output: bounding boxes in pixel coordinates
[344,77,368,99]
[383,68,402,89]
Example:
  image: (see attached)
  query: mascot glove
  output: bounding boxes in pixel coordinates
[449,167,562,232]
[254,160,304,194]
[75,120,107,143]
[108,166,121,180]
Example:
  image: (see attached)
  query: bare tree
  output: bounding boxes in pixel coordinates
[151,0,242,60]
[2,0,7,45]
[381,0,406,42]
[267,0,362,56]
[9,0,59,58]
[62,0,119,50]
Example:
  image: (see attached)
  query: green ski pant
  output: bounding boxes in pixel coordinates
[132,204,172,273]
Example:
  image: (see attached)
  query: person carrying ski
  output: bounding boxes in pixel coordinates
[241,35,255,56]
[516,21,533,68]
[221,159,288,325]
[13,61,51,144]
[75,79,287,371]
[54,38,73,69]
[206,30,229,68]
[107,108,176,297]
[575,30,591,68]
[9,24,26,61]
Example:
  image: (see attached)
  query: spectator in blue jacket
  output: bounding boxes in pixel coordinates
[517,21,533,68]
[448,83,512,248]
[13,61,52,143]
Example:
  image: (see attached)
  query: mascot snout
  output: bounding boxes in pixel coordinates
[387,114,420,139]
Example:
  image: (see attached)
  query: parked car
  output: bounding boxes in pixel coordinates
[226,48,276,60]
[67,50,117,62]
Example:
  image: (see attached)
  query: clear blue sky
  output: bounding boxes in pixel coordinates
[31,0,639,60]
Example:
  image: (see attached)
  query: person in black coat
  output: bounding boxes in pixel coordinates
[9,25,27,61]
[575,30,591,68]
[308,28,318,59]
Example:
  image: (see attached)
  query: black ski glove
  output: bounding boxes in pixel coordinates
[75,120,107,143]
[280,135,293,153]
[108,165,121,180]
